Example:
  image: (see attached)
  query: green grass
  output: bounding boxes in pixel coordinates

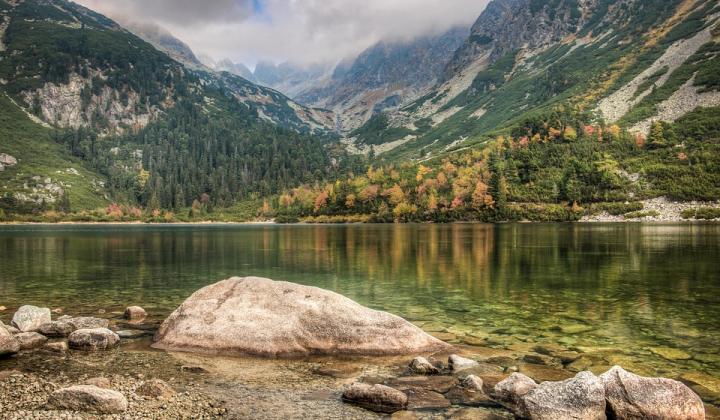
[0,95,108,212]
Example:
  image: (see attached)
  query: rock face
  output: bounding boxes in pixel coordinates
[342,383,408,413]
[0,327,20,357]
[124,306,147,320]
[599,366,705,420]
[68,328,120,351]
[153,277,450,357]
[46,385,128,414]
[11,305,51,332]
[519,371,606,420]
[14,332,48,350]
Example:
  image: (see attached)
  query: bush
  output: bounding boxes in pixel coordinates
[275,214,300,224]
[681,207,720,220]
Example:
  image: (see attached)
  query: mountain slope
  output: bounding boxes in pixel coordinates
[295,27,469,132]
[356,0,719,161]
[0,0,344,215]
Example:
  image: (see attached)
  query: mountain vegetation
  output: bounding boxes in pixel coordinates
[0,0,718,223]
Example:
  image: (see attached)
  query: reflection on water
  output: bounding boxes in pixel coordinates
[0,223,719,383]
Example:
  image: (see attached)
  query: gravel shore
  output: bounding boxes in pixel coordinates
[581,197,720,222]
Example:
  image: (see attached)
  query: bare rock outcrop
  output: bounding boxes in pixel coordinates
[152,277,449,357]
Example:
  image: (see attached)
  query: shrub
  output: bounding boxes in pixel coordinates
[682,207,720,220]
[624,210,660,219]
[595,202,644,215]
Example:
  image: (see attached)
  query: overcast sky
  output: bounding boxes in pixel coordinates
[74,0,489,69]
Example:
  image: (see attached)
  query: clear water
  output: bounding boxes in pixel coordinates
[0,223,718,395]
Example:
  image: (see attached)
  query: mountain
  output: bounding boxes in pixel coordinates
[350,0,720,161]
[293,27,469,132]
[214,58,256,82]
[253,61,334,101]
[122,20,205,70]
[0,0,343,216]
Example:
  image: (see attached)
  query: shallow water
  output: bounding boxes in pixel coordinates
[0,223,719,397]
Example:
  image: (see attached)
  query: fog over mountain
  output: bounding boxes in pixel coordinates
[74,0,489,67]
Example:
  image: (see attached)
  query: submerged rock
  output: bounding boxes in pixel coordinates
[342,383,408,413]
[0,327,20,357]
[68,328,120,351]
[124,306,147,320]
[600,366,704,420]
[408,357,440,375]
[136,379,176,399]
[11,305,51,332]
[153,277,449,357]
[46,385,128,414]
[43,341,69,353]
[519,371,606,420]
[14,332,48,350]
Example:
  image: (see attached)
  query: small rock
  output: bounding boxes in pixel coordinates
[408,356,439,375]
[461,375,484,391]
[47,385,128,414]
[68,328,120,351]
[0,327,20,356]
[39,321,75,337]
[136,379,176,399]
[449,354,479,372]
[44,341,69,353]
[124,306,147,320]
[492,373,537,413]
[85,377,112,389]
[648,346,692,361]
[11,305,51,332]
[14,332,48,350]
[0,306,6,311]
[404,387,451,410]
[52,308,64,314]
[600,366,704,420]
[520,371,606,420]
[342,383,408,413]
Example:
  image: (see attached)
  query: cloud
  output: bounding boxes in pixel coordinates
[74,0,489,67]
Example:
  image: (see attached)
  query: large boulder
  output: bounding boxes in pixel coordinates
[46,385,127,414]
[152,277,450,357]
[0,327,20,357]
[342,383,408,413]
[11,305,51,332]
[599,366,705,420]
[519,371,606,420]
[68,328,120,351]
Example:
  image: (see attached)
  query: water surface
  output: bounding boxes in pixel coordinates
[0,223,719,390]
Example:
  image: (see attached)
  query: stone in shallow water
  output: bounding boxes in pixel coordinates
[136,379,175,399]
[43,341,68,353]
[600,366,704,420]
[408,357,440,375]
[116,330,148,339]
[124,306,147,320]
[153,277,449,357]
[492,373,537,414]
[0,327,20,356]
[520,371,606,420]
[38,321,74,337]
[449,354,479,372]
[46,385,127,414]
[649,346,692,360]
[14,332,48,350]
[342,383,408,413]
[11,305,51,332]
[681,372,720,395]
[445,384,498,408]
[67,317,109,330]
[556,324,594,334]
[404,387,451,410]
[388,375,456,394]
[68,328,120,351]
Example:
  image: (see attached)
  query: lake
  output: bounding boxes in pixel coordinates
[0,223,719,398]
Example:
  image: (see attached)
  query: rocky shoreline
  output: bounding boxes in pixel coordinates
[1,278,719,419]
[582,197,720,222]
